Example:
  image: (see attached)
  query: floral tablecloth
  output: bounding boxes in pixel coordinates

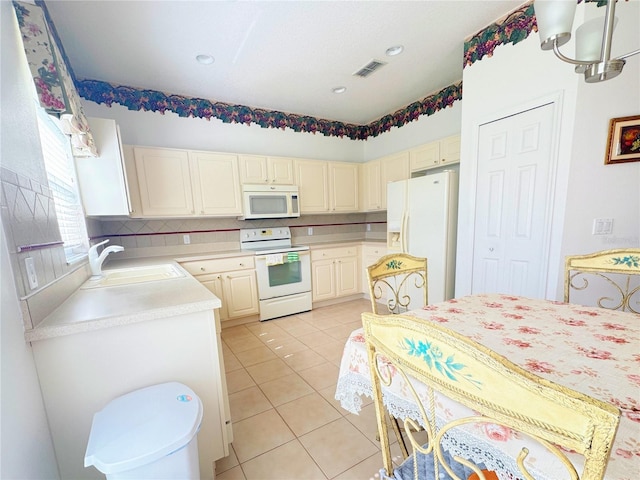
[335,293,639,479]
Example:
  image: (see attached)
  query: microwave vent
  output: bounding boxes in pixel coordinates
[353,59,387,78]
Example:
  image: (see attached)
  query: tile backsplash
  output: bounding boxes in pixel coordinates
[1,166,101,328]
[97,212,387,258]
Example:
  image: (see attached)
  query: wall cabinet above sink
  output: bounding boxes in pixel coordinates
[125,146,242,217]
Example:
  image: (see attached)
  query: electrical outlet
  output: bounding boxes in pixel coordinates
[308,227,313,236]
[366,223,371,232]
[25,257,38,290]
[183,234,191,244]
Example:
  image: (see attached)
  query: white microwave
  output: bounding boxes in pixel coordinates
[240,184,300,219]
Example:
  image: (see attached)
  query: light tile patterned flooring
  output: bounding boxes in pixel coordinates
[215,299,402,480]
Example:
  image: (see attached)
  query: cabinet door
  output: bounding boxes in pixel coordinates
[190,151,242,216]
[381,151,409,209]
[76,117,131,216]
[361,161,382,211]
[268,157,295,184]
[440,134,461,166]
[134,147,194,216]
[295,159,329,213]
[329,162,359,212]
[410,142,440,171]
[311,259,336,302]
[336,255,360,296]
[239,155,269,184]
[199,273,229,321]
[222,270,259,318]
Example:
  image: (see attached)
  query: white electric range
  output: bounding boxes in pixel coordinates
[240,227,311,321]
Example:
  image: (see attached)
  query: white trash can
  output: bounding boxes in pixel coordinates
[85,382,203,480]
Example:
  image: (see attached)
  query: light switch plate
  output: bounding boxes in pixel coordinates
[592,218,613,235]
[183,234,191,244]
[25,257,38,290]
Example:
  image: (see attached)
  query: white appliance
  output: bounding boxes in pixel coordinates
[240,227,311,321]
[240,184,300,219]
[387,170,458,305]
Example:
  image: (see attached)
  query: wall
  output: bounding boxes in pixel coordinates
[362,101,462,161]
[0,1,60,477]
[456,1,640,300]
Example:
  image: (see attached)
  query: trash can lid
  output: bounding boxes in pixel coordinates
[84,382,203,474]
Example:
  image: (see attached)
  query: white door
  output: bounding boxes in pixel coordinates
[471,103,555,297]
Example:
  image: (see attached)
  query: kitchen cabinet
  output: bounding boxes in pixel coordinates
[239,155,295,185]
[311,246,360,302]
[295,159,358,214]
[410,134,461,172]
[329,161,359,212]
[380,151,410,210]
[360,160,382,211]
[180,256,259,321]
[75,117,131,216]
[131,146,242,217]
[361,243,387,299]
[190,151,242,215]
[31,308,229,480]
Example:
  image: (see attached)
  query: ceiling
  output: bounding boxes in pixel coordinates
[44,0,525,125]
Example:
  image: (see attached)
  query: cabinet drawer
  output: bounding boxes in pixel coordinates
[180,256,255,275]
[311,246,359,262]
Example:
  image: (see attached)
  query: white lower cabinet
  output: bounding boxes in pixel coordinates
[361,244,388,299]
[180,256,259,322]
[311,246,360,302]
[31,310,229,480]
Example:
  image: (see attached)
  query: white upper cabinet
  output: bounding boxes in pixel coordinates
[380,151,410,209]
[295,159,329,213]
[132,146,241,217]
[329,162,359,212]
[410,134,461,172]
[295,159,359,214]
[134,147,194,216]
[75,117,131,216]
[239,155,294,185]
[190,151,242,216]
[360,160,382,211]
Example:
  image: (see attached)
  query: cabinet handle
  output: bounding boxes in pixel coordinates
[200,267,206,272]
[239,263,244,267]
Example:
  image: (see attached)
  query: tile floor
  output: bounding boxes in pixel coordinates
[215,298,403,480]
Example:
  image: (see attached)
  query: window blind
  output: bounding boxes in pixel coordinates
[36,108,89,262]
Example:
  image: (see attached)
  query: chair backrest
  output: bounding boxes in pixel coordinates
[362,312,620,480]
[367,253,428,314]
[564,248,640,313]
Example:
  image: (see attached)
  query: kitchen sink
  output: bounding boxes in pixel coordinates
[81,264,185,289]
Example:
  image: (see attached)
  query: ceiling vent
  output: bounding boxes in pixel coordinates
[353,59,387,78]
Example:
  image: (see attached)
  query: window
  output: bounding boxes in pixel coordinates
[36,107,89,263]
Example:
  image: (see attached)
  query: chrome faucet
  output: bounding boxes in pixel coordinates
[88,240,124,278]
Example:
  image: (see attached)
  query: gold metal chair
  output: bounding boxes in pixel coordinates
[367,253,428,315]
[366,253,429,458]
[362,312,620,480]
[564,248,640,313]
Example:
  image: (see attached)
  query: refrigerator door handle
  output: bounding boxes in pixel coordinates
[401,211,409,253]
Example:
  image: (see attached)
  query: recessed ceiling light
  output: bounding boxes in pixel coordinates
[332,86,347,94]
[196,54,214,65]
[385,45,404,56]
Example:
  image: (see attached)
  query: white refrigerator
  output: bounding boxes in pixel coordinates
[387,170,458,305]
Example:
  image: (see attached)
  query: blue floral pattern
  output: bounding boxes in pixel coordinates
[404,337,482,389]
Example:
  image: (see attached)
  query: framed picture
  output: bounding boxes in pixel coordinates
[605,115,640,165]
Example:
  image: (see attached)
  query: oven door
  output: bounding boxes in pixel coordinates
[255,251,311,300]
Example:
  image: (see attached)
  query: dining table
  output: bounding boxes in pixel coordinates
[335,293,639,480]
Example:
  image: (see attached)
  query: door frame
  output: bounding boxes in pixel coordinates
[463,91,566,299]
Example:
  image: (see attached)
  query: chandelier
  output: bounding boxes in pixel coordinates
[533,0,640,83]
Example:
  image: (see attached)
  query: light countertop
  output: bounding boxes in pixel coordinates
[25,239,385,343]
[25,261,220,343]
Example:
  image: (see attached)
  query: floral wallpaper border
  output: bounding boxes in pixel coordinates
[70,1,543,141]
[76,79,462,141]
